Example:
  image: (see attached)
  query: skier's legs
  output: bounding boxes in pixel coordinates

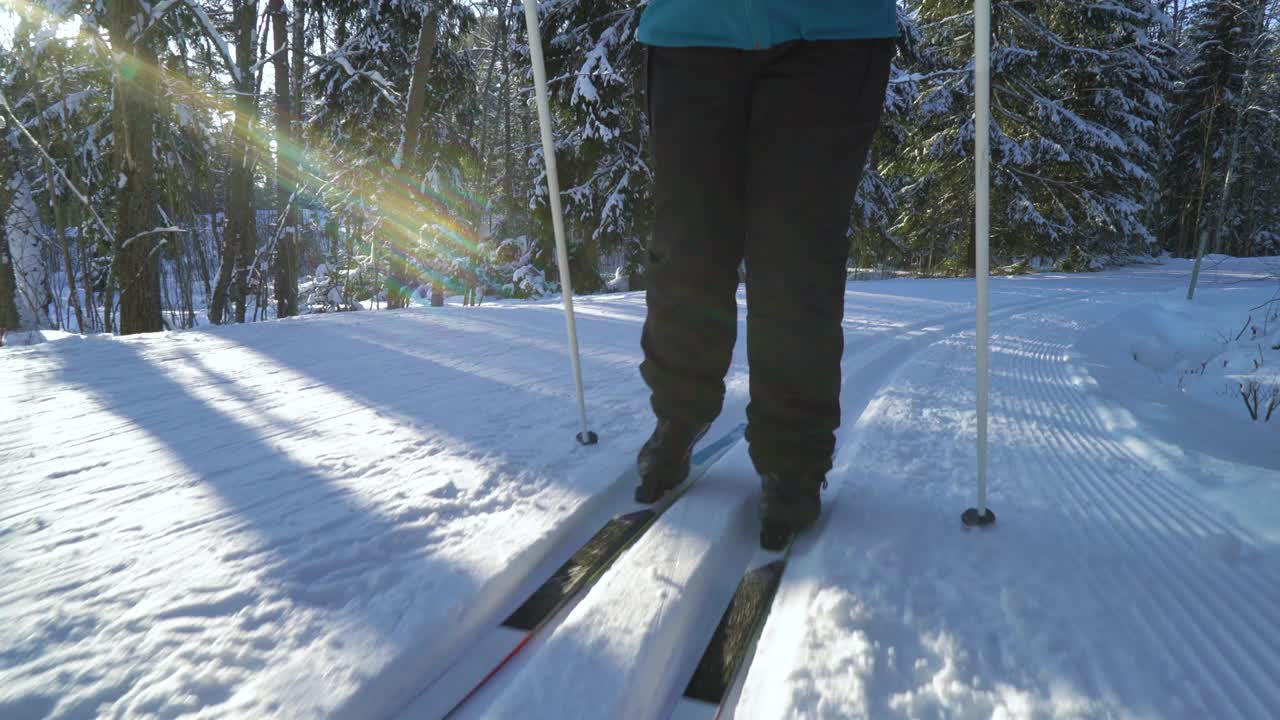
[743,39,894,477]
[641,47,754,426]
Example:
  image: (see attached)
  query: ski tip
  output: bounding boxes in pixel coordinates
[961,507,997,528]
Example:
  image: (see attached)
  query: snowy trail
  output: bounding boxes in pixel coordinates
[736,263,1280,719]
[453,281,1119,720]
[405,281,1084,719]
[3,260,1277,719]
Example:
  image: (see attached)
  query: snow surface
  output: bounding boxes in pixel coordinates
[2,258,1277,719]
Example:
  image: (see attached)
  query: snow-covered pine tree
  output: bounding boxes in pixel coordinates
[307,0,481,307]
[1,4,120,332]
[1162,0,1278,258]
[1236,18,1280,255]
[850,8,922,274]
[526,0,648,292]
[468,1,540,299]
[892,0,1172,270]
[1163,0,1260,257]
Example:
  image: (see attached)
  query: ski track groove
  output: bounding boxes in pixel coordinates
[1001,426,1139,712]
[697,292,1094,719]
[1036,395,1264,720]
[991,357,1152,713]
[736,269,1273,720]
[1000,326,1226,717]
[1030,330,1269,549]
[409,449,735,713]
[1029,331,1280,636]
[1003,309,1279,718]
[702,290,1094,720]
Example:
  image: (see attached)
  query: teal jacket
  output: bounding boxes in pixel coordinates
[638,0,898,50]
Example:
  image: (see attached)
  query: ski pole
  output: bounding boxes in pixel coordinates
[522,0,597,446]
[964,0,995,527]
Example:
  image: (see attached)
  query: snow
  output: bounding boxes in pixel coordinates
[2,257,1278,718]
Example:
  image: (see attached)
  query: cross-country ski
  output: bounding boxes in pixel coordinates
[399,425,744,718]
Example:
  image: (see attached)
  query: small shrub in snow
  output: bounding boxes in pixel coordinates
[299,263,360,313]
[1238,379,1279,422]
[496,236,559,299]
[1127,275,1280,425]
[1211,315,1280,423]
[1054,246,1104,273]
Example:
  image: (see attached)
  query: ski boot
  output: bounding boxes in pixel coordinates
[635,418,710,503]
[759,472,827,551]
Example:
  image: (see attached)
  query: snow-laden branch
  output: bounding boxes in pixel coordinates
[328,52,400,106]
[892,68,971,85]
[250,46,289,75]
[140,0,185,39]
[120,226,188,249]
[184,0,242,84]
[0,89,116,248]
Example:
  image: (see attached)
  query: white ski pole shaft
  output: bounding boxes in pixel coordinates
[523,0,595,444]
[975,0,991,517]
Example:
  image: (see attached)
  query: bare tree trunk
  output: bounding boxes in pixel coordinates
[475,0,505,233]
[107,0,165,335]
[317,0,327,55]
[38,110,85,332]
[52,179,85,332]
[335,1,346,50]
[210,212,234,323]
[458,0,511,306]
[345,213,356,307]
[1241,176,1261,257]
[503,3,516,217]
[78,227,99,333]
[1,232,19,343]
[196,169,214,301]
[46,57,87,333]
[293,0,306,114]
[272,0,299,318]
[229,0,259,324]
[389,5,440,309]
[1208,0,1267,256]
[0,151,19,338]
[401,6,441,169]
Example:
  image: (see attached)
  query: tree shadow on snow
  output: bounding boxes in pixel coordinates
[33,308,663,719]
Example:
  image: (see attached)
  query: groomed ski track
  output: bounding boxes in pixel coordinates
[444,263,1280,720]
[446,286,1077,720]
[736,265,1280,720]
[3,260,1277,719]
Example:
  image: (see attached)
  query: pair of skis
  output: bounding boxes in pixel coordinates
[410,423,793,719]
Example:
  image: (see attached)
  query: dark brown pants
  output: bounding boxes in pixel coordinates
[640,38,894,476]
